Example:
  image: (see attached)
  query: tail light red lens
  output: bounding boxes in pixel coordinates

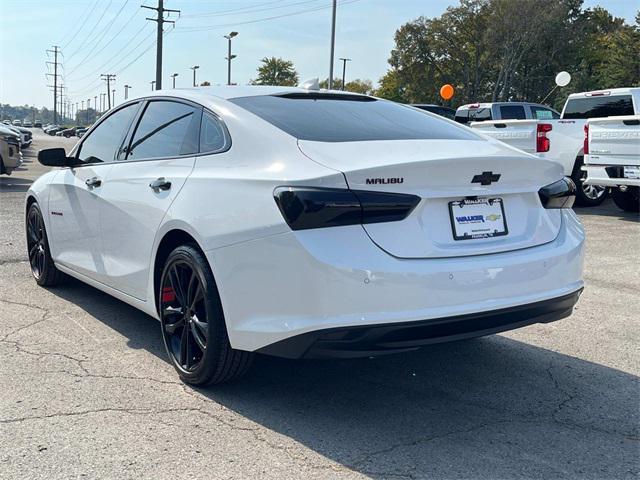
[536,123,552,153]
[583,124,589,155]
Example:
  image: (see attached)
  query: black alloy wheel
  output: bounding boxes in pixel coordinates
[26,203,65,286]
[159,244,253,385]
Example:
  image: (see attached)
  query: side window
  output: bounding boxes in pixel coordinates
[77,103,139,163]
[199,111,228,153]
[500,105,526,120]
[531,106,559,120]
[126,101,200,160]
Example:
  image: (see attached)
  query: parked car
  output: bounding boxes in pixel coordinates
[12,119,22,126]
[584,115,640,212]
[7,125,33,148]
[0,125,22,175]
[58,127,78,138]
[411,104,456,120]
[455,102,560,124]
[34,122,43,128]
[76,127,88,138]
[2,120,11,125]
[23,121,33,128]
[45,125,63,135]
[28,86,585,385]
[469,87,640,206]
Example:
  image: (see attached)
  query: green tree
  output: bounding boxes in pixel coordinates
[251,57,299,86]
[319,78,374,94]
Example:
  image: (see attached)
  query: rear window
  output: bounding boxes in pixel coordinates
[455,107,492,124]
[499,105,526,120]
[563,95,634,119]
[229,94,478,142]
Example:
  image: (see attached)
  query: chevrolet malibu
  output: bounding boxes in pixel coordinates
[26,86,585,385]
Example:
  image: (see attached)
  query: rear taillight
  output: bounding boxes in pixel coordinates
[583,124,589,155]
[538,177,576,209]
[536,123,552,152]
[274,187,420,231]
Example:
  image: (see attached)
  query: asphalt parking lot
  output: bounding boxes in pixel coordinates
[0,130,638,479]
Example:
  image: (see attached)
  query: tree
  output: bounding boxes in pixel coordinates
[200,81,211,86]
[319,78,374,94]
[251,57,299,86]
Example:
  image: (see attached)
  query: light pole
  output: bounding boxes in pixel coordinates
[94,96,97,118]
[328,0,337,89]
[224,31,238,85]
[124,84,131,100]
[190,65,200,87]
[150,80,156,91]
[112,89,115,106]
[339,58,351,90]
[87,98,91,124]
[171,73,179,88]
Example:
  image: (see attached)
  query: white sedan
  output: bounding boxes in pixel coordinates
[26,86,585,385]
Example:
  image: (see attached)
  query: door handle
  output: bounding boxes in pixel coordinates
[85,177,102,188]
[149,177,172,192]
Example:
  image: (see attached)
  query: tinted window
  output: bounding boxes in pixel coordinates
[500,105,526,120]
[531,106,559,120]
[78,103,139,163]
[127,101,200,160]
[199,111,228,153]
[230,94,478,142]
[563,95,634,119]
[456,107,494,124]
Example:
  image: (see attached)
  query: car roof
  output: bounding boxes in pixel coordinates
[456,102,554,111]
[128,85,369,102]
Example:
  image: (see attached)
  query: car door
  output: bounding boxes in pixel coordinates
[47,102,141,280]
[97,99,201,301]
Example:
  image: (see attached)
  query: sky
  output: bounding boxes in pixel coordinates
[0,0,637,109]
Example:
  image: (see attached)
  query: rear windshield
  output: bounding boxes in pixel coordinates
[229,94,479,142]
[563,95,634,119]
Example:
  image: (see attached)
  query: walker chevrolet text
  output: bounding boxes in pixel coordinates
[26,86,585,385]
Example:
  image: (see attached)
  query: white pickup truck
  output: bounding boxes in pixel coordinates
[584,115,640,212]
[470,87,640,207]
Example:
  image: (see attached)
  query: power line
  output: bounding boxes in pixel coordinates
[175,0,362,32]
[60,0,104,49]
[66,2,145,77]
[66,0,131,72]
[181,0,319,18]
[66,0,115,60]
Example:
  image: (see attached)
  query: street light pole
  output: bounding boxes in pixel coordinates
[328,0,337,89]
[171,73,178,88]
[112,89,115,106]
[124,84,131,99]
[87,98,90,124]
[339,57,351,90]
[150,80,156,91]
[224,31,238,85]
[190,65,200,87]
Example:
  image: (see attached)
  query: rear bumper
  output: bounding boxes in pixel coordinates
[208,210,585,353]
[257,289,582,358]
[584,164,640,188]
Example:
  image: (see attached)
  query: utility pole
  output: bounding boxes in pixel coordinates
[94,95,97,119]
[143,0,180,90]
[112,89,116,106]
[171,73,178,88]
[75,102,79,122]
[87,98,91,124]
[150,80,156,91]
[101,74,116,109]
[46,46,61,123]
[124,84,131,99]
[328,0,337,89]
[190,65,199,87]
[224,31,238,85]
[339,58,351,90]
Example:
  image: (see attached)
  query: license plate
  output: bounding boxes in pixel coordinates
[449,198,508,241]
[623,166,640,179]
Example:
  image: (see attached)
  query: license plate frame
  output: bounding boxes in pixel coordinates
[449,198,508,241]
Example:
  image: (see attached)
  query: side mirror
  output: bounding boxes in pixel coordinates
[38,148,79,167]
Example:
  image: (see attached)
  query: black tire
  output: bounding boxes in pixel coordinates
[0,155,5,175]
[572,157,608,207]
[26,203,65,287]
[612,187,640,213]
[158,244,253,385]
